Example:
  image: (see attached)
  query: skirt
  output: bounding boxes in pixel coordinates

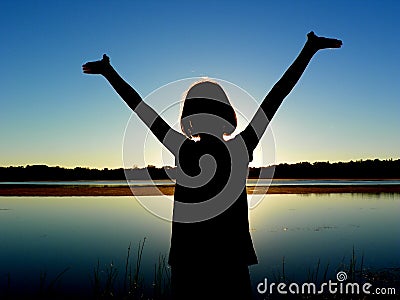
[171,263,253,300]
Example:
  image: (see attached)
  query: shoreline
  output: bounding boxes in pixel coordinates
[1,184,400,196]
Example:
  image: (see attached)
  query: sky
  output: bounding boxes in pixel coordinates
[0,0,399,168]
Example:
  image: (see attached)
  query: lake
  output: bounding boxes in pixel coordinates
[0,192,399,296]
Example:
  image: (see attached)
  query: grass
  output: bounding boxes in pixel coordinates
[1,238,170,300]
[89,238,171,300]
[1,244,398,299]
[39,267,71,298]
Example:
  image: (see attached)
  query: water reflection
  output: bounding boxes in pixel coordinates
[0,193,399,293]
[249,193,400,282]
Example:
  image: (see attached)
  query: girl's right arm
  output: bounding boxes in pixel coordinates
[82,55,186,156]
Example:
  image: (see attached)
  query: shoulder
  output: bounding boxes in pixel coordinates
[178,138,197,155]
[229,134,255,162]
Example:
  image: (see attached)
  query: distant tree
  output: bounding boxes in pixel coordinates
[0,159,399,181]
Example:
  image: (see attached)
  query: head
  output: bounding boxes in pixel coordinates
[180,80,237,138]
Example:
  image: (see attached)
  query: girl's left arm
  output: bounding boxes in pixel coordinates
[82,55,185,156]
[240,32,342,151]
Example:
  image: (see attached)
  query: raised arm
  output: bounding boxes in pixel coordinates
[82,55,185,156]
[241,32,342,150]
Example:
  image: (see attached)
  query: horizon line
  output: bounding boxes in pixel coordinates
[1,157,399,170]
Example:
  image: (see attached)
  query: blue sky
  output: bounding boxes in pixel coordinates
[0,0,399,168]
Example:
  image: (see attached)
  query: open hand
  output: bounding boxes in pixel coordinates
[307,31,342,50]
[82,54,111,75]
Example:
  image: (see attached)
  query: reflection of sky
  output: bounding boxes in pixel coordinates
[0,193,399,292]
[250,193,400,281]
[0,1,399,168]
[0,196,171,293]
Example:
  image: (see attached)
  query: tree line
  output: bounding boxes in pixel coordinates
[0,159,398,181]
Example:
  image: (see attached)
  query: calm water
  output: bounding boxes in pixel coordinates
[0,193,399,295]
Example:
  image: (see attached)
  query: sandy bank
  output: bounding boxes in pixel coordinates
[1,184,399,196]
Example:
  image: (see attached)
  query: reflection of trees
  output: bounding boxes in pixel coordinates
[0,159,398,181]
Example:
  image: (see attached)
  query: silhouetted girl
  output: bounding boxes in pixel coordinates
[83,31,341,300]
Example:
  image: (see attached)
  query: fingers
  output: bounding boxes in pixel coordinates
[82,55,108,74]
[82,60,100,73]
[307,31,342,46]
[307,31,316,39]
[327,38,342,49]
[102,54,110,63]
[82,64,94,74]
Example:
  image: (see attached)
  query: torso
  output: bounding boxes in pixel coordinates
[168,134,258,266]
